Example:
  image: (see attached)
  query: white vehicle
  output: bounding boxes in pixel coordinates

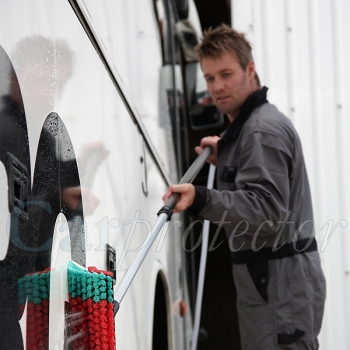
[0,0,224,349]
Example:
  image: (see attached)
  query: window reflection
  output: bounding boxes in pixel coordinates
[154,0,170,64]
[185,62,223,129]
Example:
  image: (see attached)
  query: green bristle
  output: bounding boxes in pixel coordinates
[66,261,114,304]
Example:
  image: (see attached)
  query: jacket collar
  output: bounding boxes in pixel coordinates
[221,86,268,142]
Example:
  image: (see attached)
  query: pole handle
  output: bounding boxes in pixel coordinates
[157,146,213,220]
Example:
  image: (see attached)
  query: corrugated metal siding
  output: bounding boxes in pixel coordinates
[232,1,350,348]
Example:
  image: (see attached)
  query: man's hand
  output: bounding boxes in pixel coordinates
[162,184,195,213]
[195,136,220,166]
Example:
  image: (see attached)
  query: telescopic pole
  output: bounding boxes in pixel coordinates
[114,146,213,314]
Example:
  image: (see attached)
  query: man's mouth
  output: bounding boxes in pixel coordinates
[216,96,230,103]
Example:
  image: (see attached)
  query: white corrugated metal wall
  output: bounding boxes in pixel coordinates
[232,0,350,348]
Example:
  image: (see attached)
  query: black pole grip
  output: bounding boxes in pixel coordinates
[158,146,213,220]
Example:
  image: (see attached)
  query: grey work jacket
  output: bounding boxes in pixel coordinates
[191,87,326,349]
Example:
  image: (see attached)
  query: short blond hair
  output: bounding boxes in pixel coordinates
[195,24,260,86]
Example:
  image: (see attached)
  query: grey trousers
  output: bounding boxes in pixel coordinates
[232,252,326,350]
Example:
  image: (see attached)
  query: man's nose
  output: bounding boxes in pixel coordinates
[212,78,224,92]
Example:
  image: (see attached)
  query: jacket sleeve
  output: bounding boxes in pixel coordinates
[192,131,294,235]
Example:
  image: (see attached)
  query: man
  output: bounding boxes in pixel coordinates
[163,25,326,349]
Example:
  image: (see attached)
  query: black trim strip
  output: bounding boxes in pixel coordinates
[67,0,172,186]
[67,1,136,117]
[232,238,318,265]
[164,0,183,179]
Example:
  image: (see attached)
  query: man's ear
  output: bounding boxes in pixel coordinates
[247,60,255,80]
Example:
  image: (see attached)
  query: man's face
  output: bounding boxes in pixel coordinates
[201,52,256,122]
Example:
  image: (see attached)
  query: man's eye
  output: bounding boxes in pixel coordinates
[206,77,214,83]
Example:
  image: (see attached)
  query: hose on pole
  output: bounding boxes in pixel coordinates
[190,164,216,350]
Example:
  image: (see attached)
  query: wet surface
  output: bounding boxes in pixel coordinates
[0,43,85,348]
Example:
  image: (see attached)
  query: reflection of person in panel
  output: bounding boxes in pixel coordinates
[0,37,78,349]
[12,36,74,122]
[11,35,106,220]
[163,25,326,349]
[10,36,82,268]
[0,37,106,348]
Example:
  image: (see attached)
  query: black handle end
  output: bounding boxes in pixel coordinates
[157,206,174,221]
